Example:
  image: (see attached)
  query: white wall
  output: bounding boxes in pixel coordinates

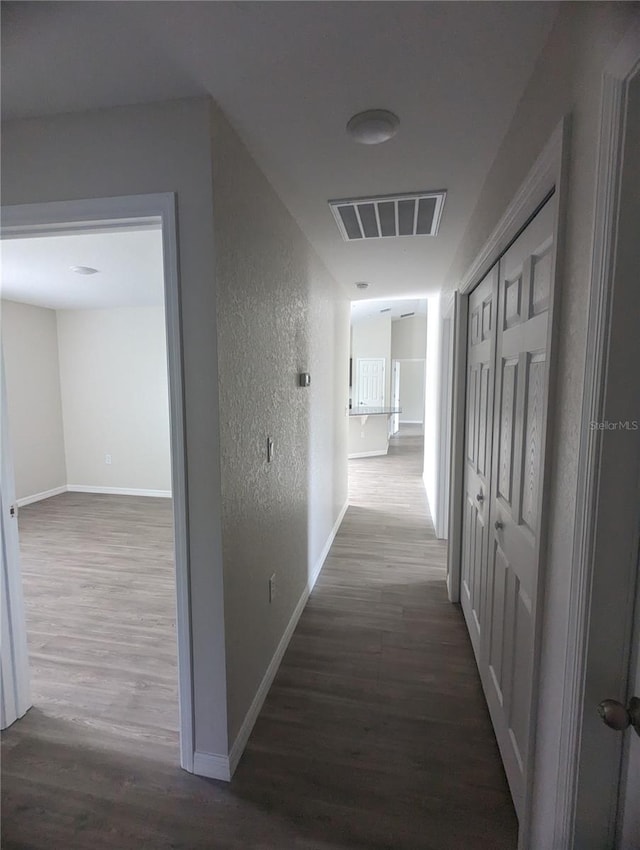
[210,101,349,746]
[423,294,440,525]
[398,360,425,423]
[2,98,229,761]
[56,306,171,493]
[443,5,638,844]
[391,315,427,360]
[348,414,390,457]
[351,314,392,406]
[1,300,66,501]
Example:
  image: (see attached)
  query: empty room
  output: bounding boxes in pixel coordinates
[1,225,180,763]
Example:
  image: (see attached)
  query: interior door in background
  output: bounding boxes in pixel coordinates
[390,360,400,435]
[356,358,385,408]
[0,353,31,729]
[460,264,498,661]
[484,196,555,820]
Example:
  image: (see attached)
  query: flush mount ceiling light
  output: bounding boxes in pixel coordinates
[346,109,399,145]
[70,265,99,275]
[355,281,370,290]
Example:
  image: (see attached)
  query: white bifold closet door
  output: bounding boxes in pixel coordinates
[460,196,555,820]
[461,264,498,658]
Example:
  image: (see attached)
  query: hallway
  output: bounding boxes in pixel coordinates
[234,427,517,848]
[1,429,516,849]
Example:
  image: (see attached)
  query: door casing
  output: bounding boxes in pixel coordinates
[448,117,570,848]
[558,27,640,849]
[0,193,195,773]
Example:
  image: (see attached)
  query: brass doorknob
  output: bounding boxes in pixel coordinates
[597,697,640,737]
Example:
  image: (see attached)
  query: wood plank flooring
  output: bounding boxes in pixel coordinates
[14,491,179,761]
[2,432,517,849]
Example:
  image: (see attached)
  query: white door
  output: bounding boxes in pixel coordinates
[575,61,640,849]
[356,358,385,408]
[459,196,556,823]
[390,360,400,435]
[483,197,555,818]
[460,264,498,660]
[0,354,31,729]
[619,589,640,848]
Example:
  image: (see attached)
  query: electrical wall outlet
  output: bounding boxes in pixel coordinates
[269,573,276,603]
[105,453,112,465]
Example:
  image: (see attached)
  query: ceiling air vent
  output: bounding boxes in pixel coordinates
[329,191,446,242]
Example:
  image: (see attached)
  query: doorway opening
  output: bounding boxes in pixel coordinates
[348,297,428,461]
[0,195,193,771]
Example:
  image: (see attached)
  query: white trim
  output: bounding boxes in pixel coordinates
[554,25,640,849]
[15,486,67,508]
[193,751,231,782]
[447,117,569,849]
[435,296,455,540]
[399,419,423,424]
[459,124,564,295]
[66,485,172,498]
[227,499,348,777]
[1,358,31,729]
[0,193,195,773]
[446,292,466,602]
[308,499,349,589]
[348,449,388,459]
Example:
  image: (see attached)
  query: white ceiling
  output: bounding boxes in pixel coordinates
[351,298,427,323]
[1,2,559,301]
[0,228,164,310]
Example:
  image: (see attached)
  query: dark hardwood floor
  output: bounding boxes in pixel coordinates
[2,431,517,849]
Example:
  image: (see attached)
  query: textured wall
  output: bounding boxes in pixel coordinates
[57,306,171,492]
[1,300,67,500]
[442,5,638,844]
[210,102,349,743]
[2,98,229,759]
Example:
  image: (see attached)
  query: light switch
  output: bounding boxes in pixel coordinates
[267,437,274,463]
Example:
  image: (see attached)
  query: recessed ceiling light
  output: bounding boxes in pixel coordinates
[346,110,399,145]
[70,265,99,275]
[355,281,370,290]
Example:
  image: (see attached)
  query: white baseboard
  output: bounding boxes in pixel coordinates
[16,485,67,507]
[348,449,388,459]
[67,485,172,498]
[193,750,231,782]
[227,498,349,777]
[308,499,349,588]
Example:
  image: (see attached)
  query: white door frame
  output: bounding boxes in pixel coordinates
[390,359,400,435]
[1,356,31,728]
[554,26,640,849]
[0,193,194,772]
[447,116,570,847]
[448,117,569,605]
[436,294,455,540]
